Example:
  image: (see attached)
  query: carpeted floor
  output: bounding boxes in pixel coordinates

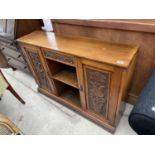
[0,69,136,135]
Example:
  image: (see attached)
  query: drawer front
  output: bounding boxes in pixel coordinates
[43,50,75,66]
[2,47,25,63]
[5,56,29,71]
[84,65,111,118]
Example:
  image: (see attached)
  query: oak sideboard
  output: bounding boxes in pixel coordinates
[17,30,138,132]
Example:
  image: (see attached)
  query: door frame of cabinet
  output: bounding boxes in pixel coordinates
[79,58,124,125]
[19,44,55,93]
[83,65,111,119]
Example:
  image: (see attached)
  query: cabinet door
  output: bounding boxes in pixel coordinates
[84,65,111,118]
[21,45,54,92]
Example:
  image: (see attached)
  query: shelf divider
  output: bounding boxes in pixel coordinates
[52,69,79,89]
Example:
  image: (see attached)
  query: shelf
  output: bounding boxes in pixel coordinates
[53,69,78,89]
[60,86,81,108]
[45,56,81,108]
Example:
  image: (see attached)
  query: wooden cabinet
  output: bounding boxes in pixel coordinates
[0,19,42,72]
[17,30,138,133]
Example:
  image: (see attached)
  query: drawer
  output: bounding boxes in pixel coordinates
[2,47,25,63]
[5,55,28,71]
[43,49,75,66]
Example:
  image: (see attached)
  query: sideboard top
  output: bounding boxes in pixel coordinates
[17,30,138,68]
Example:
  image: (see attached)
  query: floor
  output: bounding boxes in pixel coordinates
[0,69,136,135]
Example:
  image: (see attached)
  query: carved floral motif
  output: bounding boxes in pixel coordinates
[44,51,75,65]
[28,51,49,90]
[86,67,110,116]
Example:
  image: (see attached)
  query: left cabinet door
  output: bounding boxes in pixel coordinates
[20,44,54,93]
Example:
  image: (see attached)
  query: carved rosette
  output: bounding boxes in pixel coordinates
[86,67,110,117]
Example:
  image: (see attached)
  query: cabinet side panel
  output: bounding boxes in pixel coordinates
[107,67,123,125]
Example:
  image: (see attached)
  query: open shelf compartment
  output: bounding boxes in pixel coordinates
[46,59,79,89]
[46,58,81,108]
[60,85,81,108]
[53,80,81,108]
[53,68,78,89]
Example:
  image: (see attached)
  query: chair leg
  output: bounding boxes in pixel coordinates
[0,94,3,101]
[12,67,16,71]
[7,85,25,104]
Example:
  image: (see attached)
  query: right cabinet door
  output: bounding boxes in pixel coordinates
[84,65,111,118]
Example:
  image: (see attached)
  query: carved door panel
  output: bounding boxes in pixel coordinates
[21,45,54,92]
[84,65,111,118]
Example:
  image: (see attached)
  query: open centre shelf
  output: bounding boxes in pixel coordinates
[46,58,81,108]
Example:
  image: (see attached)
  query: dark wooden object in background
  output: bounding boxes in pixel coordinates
[52,19,155,104]
[17,31,138,132]
[0,70,25,104]
[0,19,42,72]
[0,48,8,68]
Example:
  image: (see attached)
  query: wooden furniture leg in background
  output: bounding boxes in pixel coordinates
[0,47,9,68]
[0,94,2,101]
[7,85,25,104]
[0,47,17,71]
[0,70,25,104]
